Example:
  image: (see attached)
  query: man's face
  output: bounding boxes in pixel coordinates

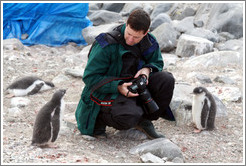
[124,24,148,46]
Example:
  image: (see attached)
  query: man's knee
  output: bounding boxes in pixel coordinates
[149,71,175,91]
[159,72,175,88]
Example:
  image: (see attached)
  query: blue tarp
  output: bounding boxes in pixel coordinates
[3,3,92,46]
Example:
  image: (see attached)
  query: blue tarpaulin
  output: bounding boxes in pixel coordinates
[3,3,92,46]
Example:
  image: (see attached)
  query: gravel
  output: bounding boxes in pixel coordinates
[2,43,244,164]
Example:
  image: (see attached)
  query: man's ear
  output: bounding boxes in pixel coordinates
[144,30,149,36]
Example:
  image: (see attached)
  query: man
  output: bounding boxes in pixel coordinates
[75,9,175,139]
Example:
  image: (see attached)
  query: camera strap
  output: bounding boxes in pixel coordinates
[90,76,132,106]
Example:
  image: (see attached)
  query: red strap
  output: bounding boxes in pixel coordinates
[90,76,132,106]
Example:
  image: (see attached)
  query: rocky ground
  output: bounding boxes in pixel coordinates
[2,42,244,164]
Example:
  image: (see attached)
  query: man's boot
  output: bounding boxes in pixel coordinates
[135,119,165,139]
[93,116,107,138]
[160,106,175,121]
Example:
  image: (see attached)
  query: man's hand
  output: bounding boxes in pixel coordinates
[134,67,151,84]
[118,82,139,97]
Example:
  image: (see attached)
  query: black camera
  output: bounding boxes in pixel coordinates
[127,75,159,114]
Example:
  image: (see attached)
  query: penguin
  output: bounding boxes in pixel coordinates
[191,86,217,133]
[31,89,66,148]
[6,76,55,97]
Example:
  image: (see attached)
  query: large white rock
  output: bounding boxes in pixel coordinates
[176,34,214,57]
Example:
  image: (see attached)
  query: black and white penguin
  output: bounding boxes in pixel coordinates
[31,89,66,148]
[192,86,217,133]
[6,76,55,97]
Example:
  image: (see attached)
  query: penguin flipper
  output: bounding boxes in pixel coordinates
[28,83,44,95]
[51,107,60,142]
[206,99,216,130]
[201,98,209,129]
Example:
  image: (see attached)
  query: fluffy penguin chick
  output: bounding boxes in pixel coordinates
[192,87,217,133]
[6,76,55,97]
[31,89,66,148]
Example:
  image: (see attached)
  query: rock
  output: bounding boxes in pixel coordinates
[81,135,96,141]
[52,74,70,84]
[213,95,228,117]
[150,3,173,19]
[162,53,178,70]
[172,157,184,163]
[214,76,235,85]
[121,3,143,15]
[140,152,164,163]
[174,7,196,20]
[3,38,24,51]
[8,107,22,117]
[218,32,235,42]
[186,28,220,43]
[88,10,123,26]
[196,74,212,84]
[168,3,199,21]
[130,138,184,162]
[172,16,195,33]
[89,3,102,11]
[152,23,178,52]
[175,34,214,57]
[183,51,243,68]
[101,3,125,13]
[170,84,194,124]
[150,13,172,31]
[76,45,91,64]
[10,97,30,108]
[207,86,242,102]
[64,68,84,78]
[215,39,243,51]
[194,3,243,38]
[82,23,120,45]
[97,158,109,163]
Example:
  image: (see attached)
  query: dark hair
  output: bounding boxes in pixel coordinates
[127,9,150,34]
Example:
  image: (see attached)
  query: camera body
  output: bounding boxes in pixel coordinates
[127,75,159,114]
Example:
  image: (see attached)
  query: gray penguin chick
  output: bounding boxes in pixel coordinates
[192,86,217,133]
[31,89,66,148]
[6,76,55,97]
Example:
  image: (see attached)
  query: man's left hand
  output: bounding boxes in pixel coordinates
[134,67,151,85]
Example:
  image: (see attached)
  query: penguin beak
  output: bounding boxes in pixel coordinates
[61,89,67,94]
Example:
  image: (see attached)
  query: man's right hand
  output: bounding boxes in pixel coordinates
[118,82,139,97]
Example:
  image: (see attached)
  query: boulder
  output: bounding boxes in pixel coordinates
[130,138,184,162]
[175,34,214,57]
[194,3,243,38]
[152,23,178,52]
[183,51,242,68]
[88,10,123,26]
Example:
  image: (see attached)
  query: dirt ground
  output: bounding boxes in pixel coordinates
[2,43,244,164]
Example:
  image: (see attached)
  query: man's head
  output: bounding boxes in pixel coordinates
[124,9,151,46]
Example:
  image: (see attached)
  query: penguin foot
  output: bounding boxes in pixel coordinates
[193,129,202,133]
[36,143,59,149]
[6,93,15,98]
[47,144,59,149]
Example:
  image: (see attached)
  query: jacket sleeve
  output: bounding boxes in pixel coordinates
[142,33,164,72]
[82,42,121,94]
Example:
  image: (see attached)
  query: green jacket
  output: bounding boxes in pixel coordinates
[75,24,164,136]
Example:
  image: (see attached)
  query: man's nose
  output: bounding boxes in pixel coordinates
[129,36,134,42]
